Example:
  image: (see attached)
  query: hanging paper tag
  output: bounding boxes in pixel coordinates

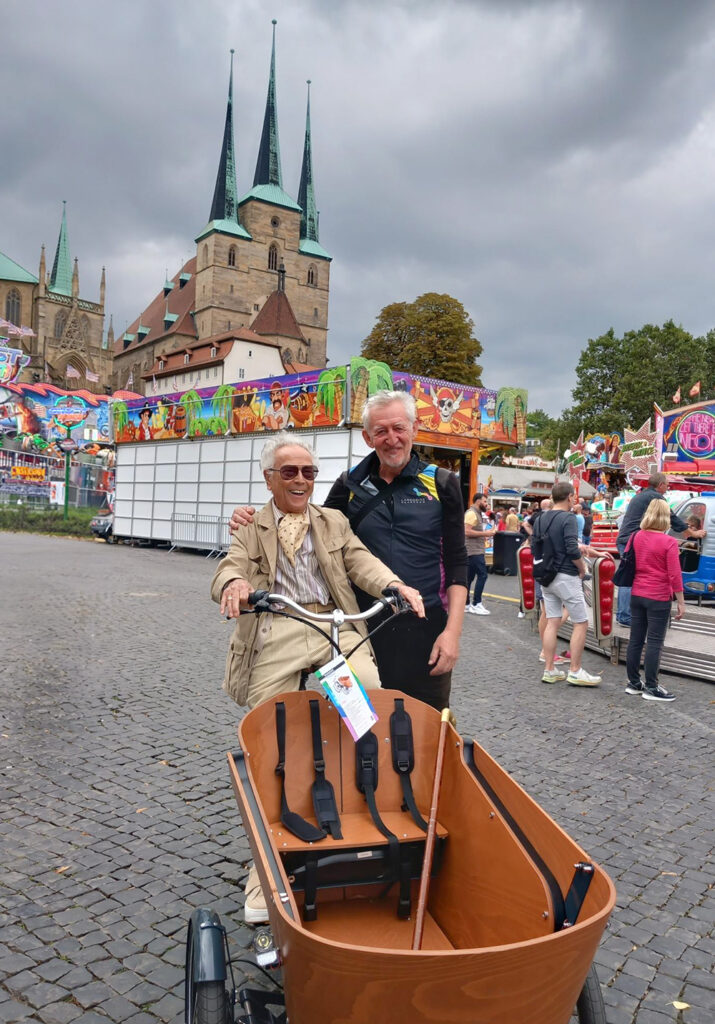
[315,655,378,741]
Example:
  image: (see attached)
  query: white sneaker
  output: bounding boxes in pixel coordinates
[244,863,269,924]
[475,603,490,615]
[567,667,601,687]
[517,611,525,618]
[466,604,478,614]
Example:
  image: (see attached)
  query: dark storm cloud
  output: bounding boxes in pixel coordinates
[3,0,715,413]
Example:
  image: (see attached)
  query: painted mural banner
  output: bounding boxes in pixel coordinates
[347,357,528,446]
[113,367,347,443]
[661,399,715,474]
[113,358,528,448]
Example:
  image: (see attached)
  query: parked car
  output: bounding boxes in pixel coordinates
[90,512,114,542]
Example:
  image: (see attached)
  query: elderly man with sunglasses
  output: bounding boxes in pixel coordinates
[212,433,424,712]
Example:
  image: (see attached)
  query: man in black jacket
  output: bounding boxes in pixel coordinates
[615,472,706,625]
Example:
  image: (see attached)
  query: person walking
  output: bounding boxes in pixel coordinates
[625,499,684,702]
[615,472,705,626]
[536,481,606,687]
[464,492,492,615]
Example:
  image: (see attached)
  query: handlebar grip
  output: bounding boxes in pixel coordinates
[248,590,270,606]
[381,586,409,612]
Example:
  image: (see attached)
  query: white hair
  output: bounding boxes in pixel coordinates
[259,432,319,471]
[362,390,417,432]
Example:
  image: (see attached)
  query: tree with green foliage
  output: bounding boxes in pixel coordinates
[361,293,483,386]
[565,320,714,435]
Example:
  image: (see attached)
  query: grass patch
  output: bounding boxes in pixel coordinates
[0,505,96,537]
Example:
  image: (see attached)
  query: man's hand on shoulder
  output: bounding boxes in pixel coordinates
[229,506,256,534]
[427,629,460,676]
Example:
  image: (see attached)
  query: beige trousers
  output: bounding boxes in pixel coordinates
[246,613,381,710]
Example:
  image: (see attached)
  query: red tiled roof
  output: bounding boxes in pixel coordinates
[282,360,321,374]
[142,328,282,379]
[251,288,305,342]
[114,257,198,356]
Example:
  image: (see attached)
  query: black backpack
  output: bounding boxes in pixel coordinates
[531,511,565,586]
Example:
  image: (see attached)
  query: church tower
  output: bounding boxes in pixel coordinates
[194,23,331,366]
[31,202,110,391]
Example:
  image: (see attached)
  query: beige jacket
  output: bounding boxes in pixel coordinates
[211,502,401,705]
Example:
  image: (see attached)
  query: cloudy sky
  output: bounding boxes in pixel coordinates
[3,0,715,414]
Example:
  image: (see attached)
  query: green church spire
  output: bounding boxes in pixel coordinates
[209,49,239,223]
[298,81,319,242]
[196,51,251,242]
[253,20,283,187]
[49,201,73,296]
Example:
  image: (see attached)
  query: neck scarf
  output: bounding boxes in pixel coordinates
[277,510,310,566]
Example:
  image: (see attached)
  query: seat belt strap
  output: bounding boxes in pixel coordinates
[355,731,410,919]
[390,699,429,831]
[309,699,342,839]
[274,703,326,843]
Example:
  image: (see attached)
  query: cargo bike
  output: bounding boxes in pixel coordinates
[185,591,616,1024]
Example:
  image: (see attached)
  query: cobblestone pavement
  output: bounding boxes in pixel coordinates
[0,533,713,1024]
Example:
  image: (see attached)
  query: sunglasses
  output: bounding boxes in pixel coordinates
[266,465,319,481]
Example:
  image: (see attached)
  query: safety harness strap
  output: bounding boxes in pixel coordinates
[390,699,429,831]
[355,730,411,918]
[274,703,326,843]
[309,699,342,839]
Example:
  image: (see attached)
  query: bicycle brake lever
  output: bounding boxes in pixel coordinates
[381,586,409,612]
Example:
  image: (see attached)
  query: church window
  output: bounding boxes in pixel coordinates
[313,307,319,319]
[159,359,165,370]
[81,315,90,343]
[230,284,234,294]
[203,245,208,266]
[268,244,279,271]
[307,264,317,287]
[228,246,236,267]
[54,312,67,339]
[210,346,217,358]
[5,289,21,325]
[253,303,259,311]
[227,321,231,330]
[271,216,280,229]
[184,353,190,364]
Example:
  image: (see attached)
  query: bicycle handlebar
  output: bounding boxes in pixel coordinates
[247,587,407,622]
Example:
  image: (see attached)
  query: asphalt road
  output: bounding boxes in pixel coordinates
[0,534,713,1024]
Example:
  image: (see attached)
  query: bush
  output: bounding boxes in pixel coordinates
[0,505,96,537]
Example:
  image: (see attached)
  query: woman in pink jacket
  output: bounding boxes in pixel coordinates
[625,499,684,702]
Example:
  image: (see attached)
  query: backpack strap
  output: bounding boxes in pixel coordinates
[355,730,410,918]
[344,474,409,531]
[309,699,342,839]
[390,699,428,831]
[274,703,326,843]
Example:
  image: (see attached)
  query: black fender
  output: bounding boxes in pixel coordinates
[186,908,227,984]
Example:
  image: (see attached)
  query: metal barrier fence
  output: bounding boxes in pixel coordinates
[170,513,229,556]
